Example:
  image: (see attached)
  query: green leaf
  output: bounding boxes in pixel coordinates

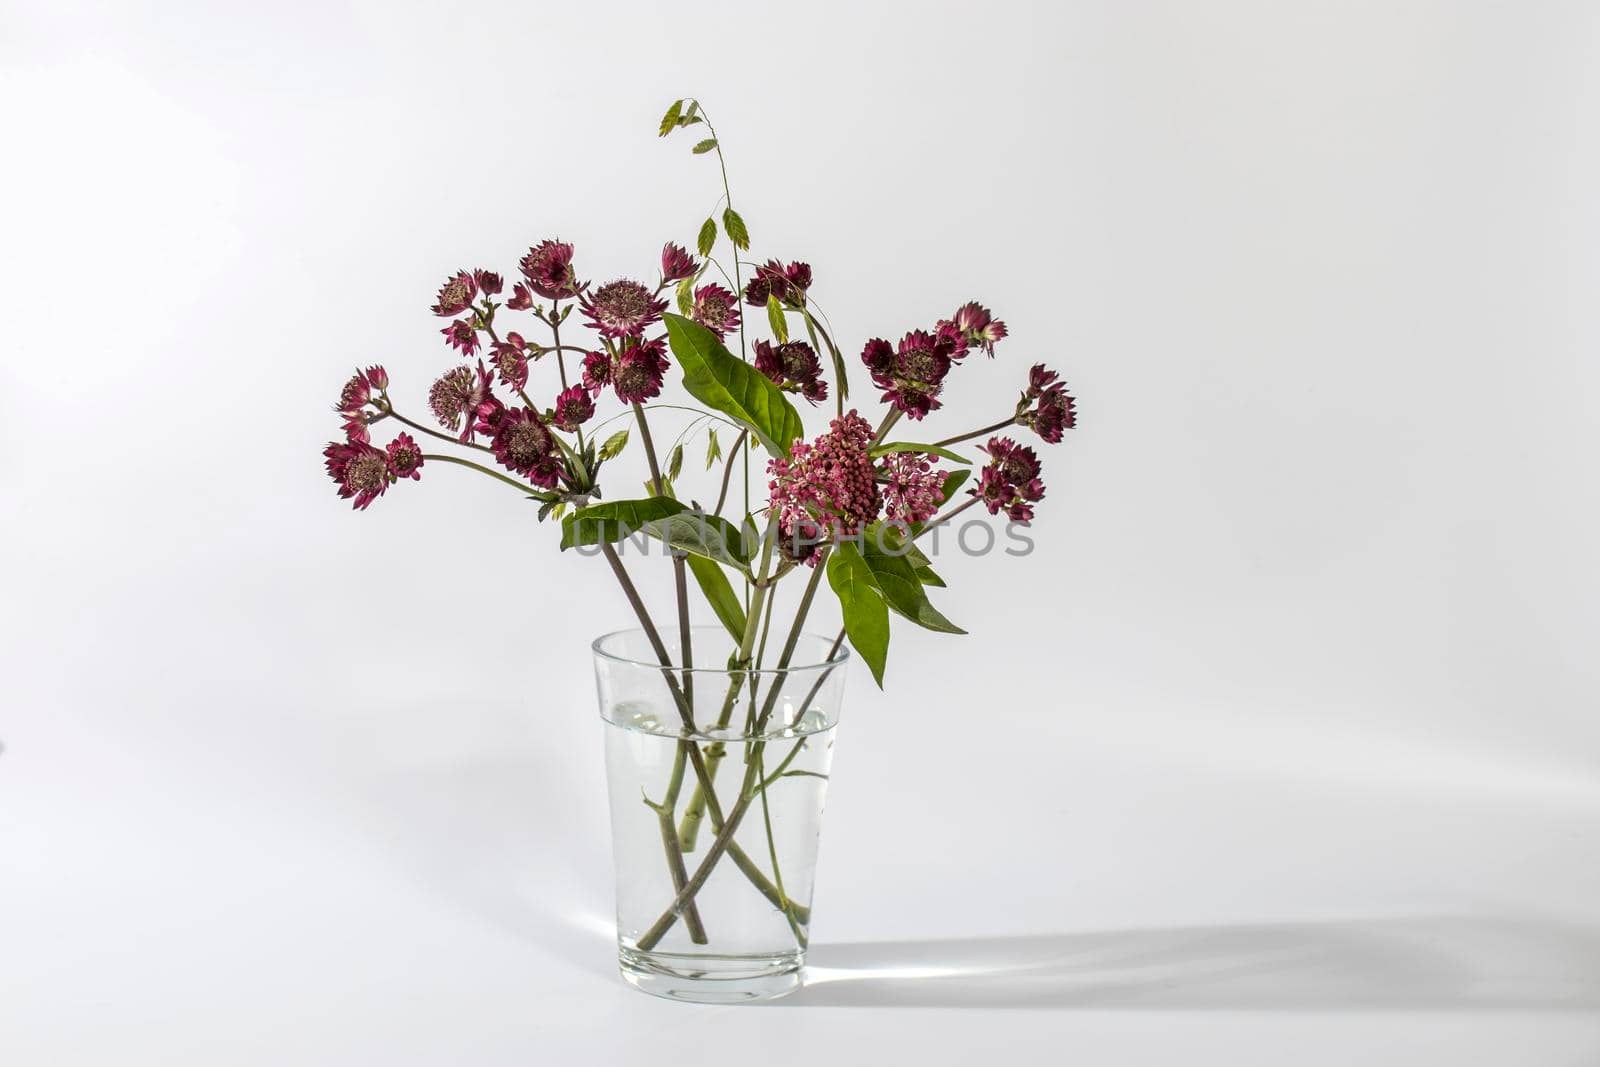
[827,543,889,687]
[667,443,684,482]
[705,427,722,470]
[686,555,746,641]
[766,294,788,343]
[858,525,965,634]
[658,99,683,137]
[599,428,630,460]
[561,497,686,550]
[692,138,718,155]
[675,275,695,316]
[696,217,717,257]
[870,442,973,465]
[722,207,750,250]
[683,100,699,119]
[663,313,805,458]
[938,468,971,505]
[640,508,753,572]
[899,538,944,587]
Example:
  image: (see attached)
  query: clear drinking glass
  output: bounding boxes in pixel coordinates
[593,626,848,1003]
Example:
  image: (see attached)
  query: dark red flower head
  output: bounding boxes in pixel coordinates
[336,369,372,413]
[441,318,480,355]
[973,436,1046,523]
[490,407,563,489]
[518,239,582,301]
[860,328,960,420]
[342,412,370,444]
[490,333,529,390]
[1018,363,1077,444]
[579,279,667,339]
[323,440,392,510]
[473,269,503,297]
[363,365,389,393]
[744,259,812,307]
[611,336,671,403]
[949,302,1007,357]
[754,339,828,405]
[551,384,596,432]
[691,284,741,338]
[428,363,493,442]
[581,350,612,395]
[660,242,698,283]
[432,271,478,317]
[385,433,425,481]
[506,283,535,311]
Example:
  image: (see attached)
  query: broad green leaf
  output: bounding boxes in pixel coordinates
[705,427,722,469]
[686,555,746,641]
[640,509,753,572]
[663,313,805,458]
[827,543,889,687]
[692,138,718,155]
[561,497,686,550]
[938,468,971,505]
[913,563,945,587]
[766,294,788,343]
[900,538,945,587]
[599,428,630,460]
[858,525,965,634]
[722,207,750,250]
[870,441,972,465]
[697,217,717,257]
[658,99,683,137]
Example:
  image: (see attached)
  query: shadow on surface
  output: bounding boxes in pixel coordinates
[786,916,1600,1012]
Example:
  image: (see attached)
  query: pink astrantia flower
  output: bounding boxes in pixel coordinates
[519,239,582,301]
[428,363,493,442]
[948,302,1007,357]
[754,339,828,405]
[879,451,948,525]
[490,334,530,390]
[385,433,425,481]
[551,384,595,432]
[860,328,960,420]
[490,407,562,489]
[1018,363,1077,444]
[744,259,812,307]
[342,412,370,444]
[973,436,1046,523]
[580,279,667,339]
[363,365,389,393]
[506,283,535,311]
[432,271,478,317]
[581,349,612,395]
[660,242,698,283]
[767,411,881,564]
[441,318,480,355]
[474,270,503,297]
[691,284,741,338]
[323,440,392,510]
[611,337,671,403]
[336,369,372,413]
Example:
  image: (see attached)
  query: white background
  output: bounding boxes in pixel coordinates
[4,1,1599,1062]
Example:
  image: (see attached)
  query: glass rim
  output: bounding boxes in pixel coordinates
[591,625,850,676]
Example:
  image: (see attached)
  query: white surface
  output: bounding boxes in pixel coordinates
[3,1,1599,1062]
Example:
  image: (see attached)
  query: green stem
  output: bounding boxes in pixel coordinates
[420,453,532,494]
[933,415,1016,449]
[383,407,493,453]
[637,553,832,952]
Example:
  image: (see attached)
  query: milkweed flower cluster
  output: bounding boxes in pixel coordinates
[767,412,882,562]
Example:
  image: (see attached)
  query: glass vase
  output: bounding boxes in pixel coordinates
[593,626,849,1003]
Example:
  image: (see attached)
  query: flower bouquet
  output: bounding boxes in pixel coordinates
[323,99,1078,1002]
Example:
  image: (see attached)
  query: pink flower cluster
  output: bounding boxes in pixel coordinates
[767,411,881,562]
[975,437,1046,523]
[879,452,947,525]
